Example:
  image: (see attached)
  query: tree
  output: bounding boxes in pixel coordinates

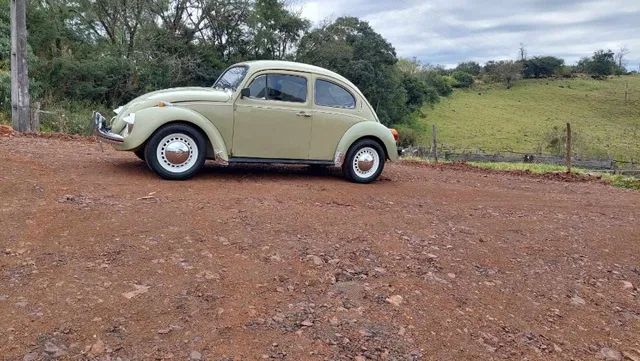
[396,57,423,75]
[518,43,527,61]
[577,49,617,78]
[455,61,481,76]
[484,60,522,88]
[297,17,406,125]
[522,56,564,78]
[615,46,630,73]
[250,0,310,59]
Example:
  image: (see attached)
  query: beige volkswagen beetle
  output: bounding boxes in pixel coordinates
[93,60,400,183]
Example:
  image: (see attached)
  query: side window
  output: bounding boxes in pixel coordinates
[245,73,308,103]
[247,75,267,99]
[267,74,307,103]
[315,79,356,109]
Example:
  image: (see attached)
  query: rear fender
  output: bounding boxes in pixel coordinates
[334,122,398,166]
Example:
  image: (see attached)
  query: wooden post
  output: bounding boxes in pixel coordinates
[565,122,572,173]
[30,102,40,132]
[10,0,31,132]
[432,124,438,163]
[625,81,629,103]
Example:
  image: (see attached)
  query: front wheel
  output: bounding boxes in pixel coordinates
[134,148,145,161]
[144,124,206,180]
[342,139,385,183]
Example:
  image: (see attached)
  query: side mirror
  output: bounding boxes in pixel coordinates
[240,88,250,99]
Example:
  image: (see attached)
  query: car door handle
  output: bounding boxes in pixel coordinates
[296,111,311,118]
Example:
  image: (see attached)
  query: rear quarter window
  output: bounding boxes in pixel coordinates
[315,79,356,109]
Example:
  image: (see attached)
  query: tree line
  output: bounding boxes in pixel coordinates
[0,0,635,130]
[445,47,632,90]
[0,0,454,127]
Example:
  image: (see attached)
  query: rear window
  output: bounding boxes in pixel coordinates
[315,79,356,109]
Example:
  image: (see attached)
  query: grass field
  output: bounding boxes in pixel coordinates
[415,75,640,161]
[469,161,640,190]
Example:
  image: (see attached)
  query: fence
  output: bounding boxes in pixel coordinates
[404,123,640,177]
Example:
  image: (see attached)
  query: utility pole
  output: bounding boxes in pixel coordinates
[10,0,31,132]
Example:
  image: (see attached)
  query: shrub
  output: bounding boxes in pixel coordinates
[422,72,453,96]
[522,56,564,78]
[455,61,481,76]
[0,71,9,114]
[396,126,420,148]
[452,71,474,88]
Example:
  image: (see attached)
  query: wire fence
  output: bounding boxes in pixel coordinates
[404,123,640,178]
[405,146,640,176]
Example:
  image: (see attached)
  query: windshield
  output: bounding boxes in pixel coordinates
[213,65,248,91]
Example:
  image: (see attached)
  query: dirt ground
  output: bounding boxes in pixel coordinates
[1,135,639,361]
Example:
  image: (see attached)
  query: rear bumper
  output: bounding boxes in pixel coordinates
[92,112,123,143]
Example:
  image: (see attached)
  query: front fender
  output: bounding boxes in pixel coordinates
[114,106,229,162]
[334,121,398,166]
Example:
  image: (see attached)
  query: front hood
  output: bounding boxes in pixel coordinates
[111,87,232,132]
[135,87,231,104]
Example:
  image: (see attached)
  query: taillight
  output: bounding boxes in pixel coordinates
[390,128,400,142]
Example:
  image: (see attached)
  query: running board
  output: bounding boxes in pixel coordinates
[228,157,334,166]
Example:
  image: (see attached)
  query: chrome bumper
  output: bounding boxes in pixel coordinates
[92,111,123,143]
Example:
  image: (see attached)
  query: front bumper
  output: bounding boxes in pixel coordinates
[92,112,124,143]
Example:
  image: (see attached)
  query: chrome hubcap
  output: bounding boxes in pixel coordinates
[353,146,380,178]
[357,153,374,171]
[165,141,190,164]
[157,133,198,173]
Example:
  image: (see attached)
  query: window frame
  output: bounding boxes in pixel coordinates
[213,65,249,91]
[313,78,357,110]
[245,72,309,104]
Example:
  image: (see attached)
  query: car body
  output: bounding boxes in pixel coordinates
[93,60,400,182]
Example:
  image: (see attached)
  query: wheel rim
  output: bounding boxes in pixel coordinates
[156,133,198,173]
[352,146,380,178]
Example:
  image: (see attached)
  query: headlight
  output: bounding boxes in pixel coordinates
[114,106,124,115]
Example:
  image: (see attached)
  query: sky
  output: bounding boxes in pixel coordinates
[295,0,640,70]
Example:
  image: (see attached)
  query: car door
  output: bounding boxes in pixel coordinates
[309,76,364,160]
[232,71,312,160]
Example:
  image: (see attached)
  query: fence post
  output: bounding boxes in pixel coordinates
[565,122,572,173]
[432,124,438,163]
[30,101,40,132]
[625,81,629,103]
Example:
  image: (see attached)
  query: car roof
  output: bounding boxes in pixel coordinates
[239,60,354,87]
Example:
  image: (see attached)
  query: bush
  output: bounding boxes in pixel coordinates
[422,72,452,96]
[0,71,9,114]
[455,61,481,76]
[396,126,420,148]
[452,71,474,88]
[522,56,564,78]
[576,50,618,79]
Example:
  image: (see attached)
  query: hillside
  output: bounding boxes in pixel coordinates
[417,75,640,161]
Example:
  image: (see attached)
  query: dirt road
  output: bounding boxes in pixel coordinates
[1,135,639,361]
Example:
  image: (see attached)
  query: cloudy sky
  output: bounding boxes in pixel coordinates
[295,0,640,70]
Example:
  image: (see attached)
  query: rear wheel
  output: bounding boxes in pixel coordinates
[342,139,385,183]
[144,124,206,180]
